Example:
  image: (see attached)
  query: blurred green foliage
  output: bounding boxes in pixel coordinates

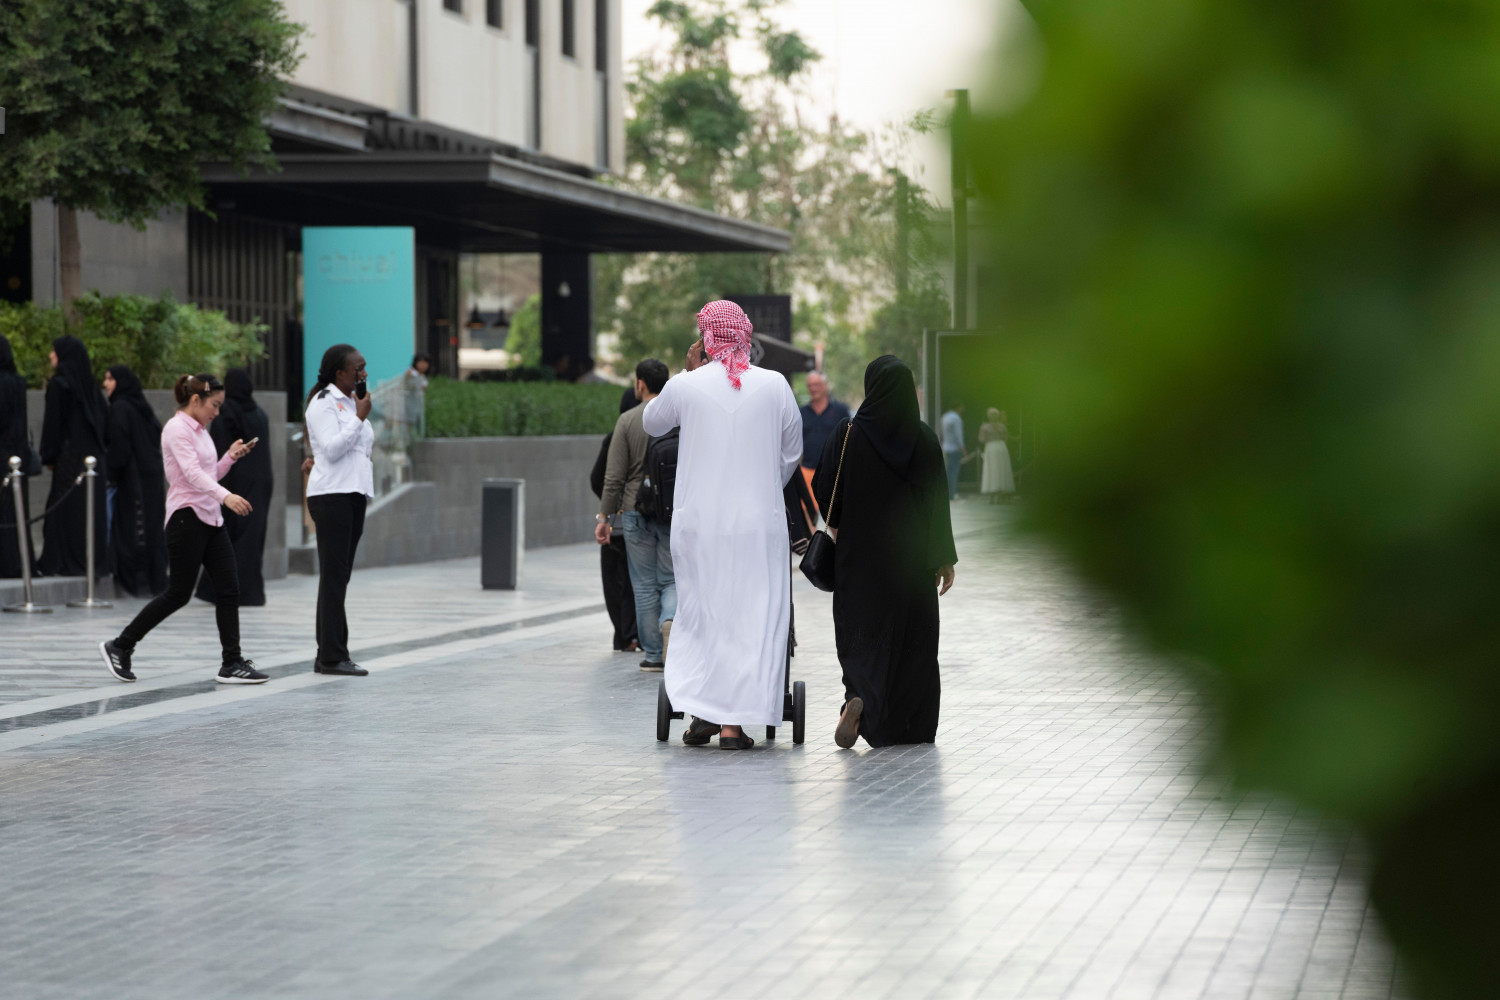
[0,294,266,388]
[974,1,1500,994]
[424,379,624,438]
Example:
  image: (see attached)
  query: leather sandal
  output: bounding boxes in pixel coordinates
[718,731,756,750]
[835,697,863,749]
[683,716,719,746]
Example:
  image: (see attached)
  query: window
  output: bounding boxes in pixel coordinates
[561,0,575,58]
[486,0,502,27]
[525,0,540,47]
[594,0,607,72]
[443,0,463,12]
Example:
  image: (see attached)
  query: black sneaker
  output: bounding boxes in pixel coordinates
[315,659,368,676]
[99,640,135,682]
[639,659,664,673]
[217,659,269,685]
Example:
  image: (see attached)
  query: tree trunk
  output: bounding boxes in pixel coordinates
[57,204,82,317]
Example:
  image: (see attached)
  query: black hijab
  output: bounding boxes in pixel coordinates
[851,355,925,481]
[225,367,254,405]
[52,335,107,445]
[0,333,17,375]
[106,364,160,432]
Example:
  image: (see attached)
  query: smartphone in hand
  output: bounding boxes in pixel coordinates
[355,380,368,399]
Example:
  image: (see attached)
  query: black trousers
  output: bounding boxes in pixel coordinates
[601,534,638,650]
[308,492,366,665]
[118,508,240,663]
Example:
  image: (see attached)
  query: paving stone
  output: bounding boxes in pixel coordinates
[0,503,1407,999]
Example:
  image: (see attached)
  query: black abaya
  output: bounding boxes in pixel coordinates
[105,365,168,597]
[38,337,109,578]
[812,357,957,747]
[591,427,638,650]
[0,337,30,578]
[196,369,272,605]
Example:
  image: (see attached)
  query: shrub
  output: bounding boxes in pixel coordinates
[424,378,627,438]
[0,293,265,388]
[973,1,1500,994]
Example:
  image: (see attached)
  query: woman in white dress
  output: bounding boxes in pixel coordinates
[979,408,1015,502]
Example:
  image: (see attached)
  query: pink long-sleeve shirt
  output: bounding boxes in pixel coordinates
[161,410,236,527]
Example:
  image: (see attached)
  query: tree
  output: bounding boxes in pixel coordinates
[504,293,543,368]
[596,0,946,397]
[973,1,1500,994]
[0,0,302,308]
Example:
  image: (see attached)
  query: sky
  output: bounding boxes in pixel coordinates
[620,0,1013,199]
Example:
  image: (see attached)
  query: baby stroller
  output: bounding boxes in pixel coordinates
[655,472,814,745]
[655,600,807,744]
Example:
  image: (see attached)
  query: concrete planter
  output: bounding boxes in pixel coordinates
[350,434,600,570]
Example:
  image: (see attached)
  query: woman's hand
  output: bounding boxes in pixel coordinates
[356,392,373,421]
[228,438,254,460]
[936,565,955,596]
[225,494,252,516]
[301,457,315,475]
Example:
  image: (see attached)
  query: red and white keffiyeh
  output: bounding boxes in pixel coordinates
[696,299,754,390]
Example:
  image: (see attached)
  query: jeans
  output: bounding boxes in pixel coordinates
[118,508,240,664]
[944,449,963,500]
[308,492,367,665]
[622,510,676,662]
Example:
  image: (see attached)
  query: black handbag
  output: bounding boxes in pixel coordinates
[799,423,851,592]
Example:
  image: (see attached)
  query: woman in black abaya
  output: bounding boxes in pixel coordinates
[812,356,957,748]
[38,336,109,578]
[196,368,273,605]
[589,386,640,652]
[104,365,168,597]
[0,335,31,578]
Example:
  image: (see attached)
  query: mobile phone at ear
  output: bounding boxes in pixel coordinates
[355,380,368,399]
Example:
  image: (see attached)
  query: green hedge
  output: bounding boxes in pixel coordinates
[424,378,626,437]
[0,293,266,388]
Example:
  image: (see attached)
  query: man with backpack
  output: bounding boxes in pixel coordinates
[594,358,676,672]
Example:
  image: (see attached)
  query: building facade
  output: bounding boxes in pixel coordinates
[9,0,786,413]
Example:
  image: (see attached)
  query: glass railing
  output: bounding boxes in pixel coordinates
[368,373,427,499]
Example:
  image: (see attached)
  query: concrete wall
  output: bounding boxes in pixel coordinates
[19,390,287,582]
[412,434,598,552]
[332,434,596,570]
[29,201,189,306]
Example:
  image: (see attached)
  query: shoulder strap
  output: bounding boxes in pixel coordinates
[826,421,853,523]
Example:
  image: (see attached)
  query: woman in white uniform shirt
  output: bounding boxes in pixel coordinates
[304,344,374,676]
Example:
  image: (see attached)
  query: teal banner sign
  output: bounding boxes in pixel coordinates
[302,227,415,396]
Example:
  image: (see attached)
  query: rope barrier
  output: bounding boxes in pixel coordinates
[0,475,84,530]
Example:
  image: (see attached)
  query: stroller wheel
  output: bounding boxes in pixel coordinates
[792,681,806,745]
[656,681,672,742]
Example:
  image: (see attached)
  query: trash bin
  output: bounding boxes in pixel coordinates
[481,478,525,589]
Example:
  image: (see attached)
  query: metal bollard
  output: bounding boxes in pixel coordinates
[3,455,52,614]
[67,456,112,609]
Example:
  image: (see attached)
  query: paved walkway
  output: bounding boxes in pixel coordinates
[0,503,1405,999]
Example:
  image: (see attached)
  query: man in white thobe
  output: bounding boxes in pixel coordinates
[642,300,802,749]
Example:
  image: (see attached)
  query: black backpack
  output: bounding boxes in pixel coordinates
[636,427,680,525]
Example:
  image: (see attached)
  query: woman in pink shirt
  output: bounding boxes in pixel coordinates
[99,374,269,685]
